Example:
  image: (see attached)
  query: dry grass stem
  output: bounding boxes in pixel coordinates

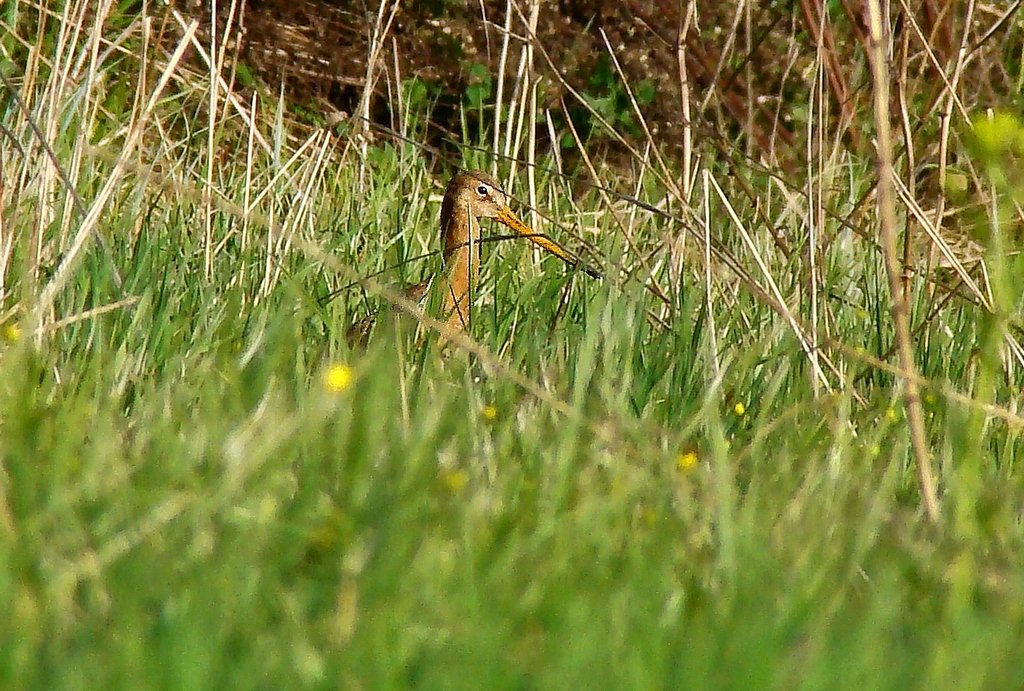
[866,0,940,524]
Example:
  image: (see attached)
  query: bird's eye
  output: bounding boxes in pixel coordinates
[476,184,489,196]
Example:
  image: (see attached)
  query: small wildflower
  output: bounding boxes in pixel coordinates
[972,110,1022,156]
[481,405,499,422]
[885,407,899,422]
[676,450,698,471]
[733,402,746,416]
[2,323,21,342]
[869,444,881,457]
[441,469,469,494]
[639,505,656,527]
[324,364,354,392]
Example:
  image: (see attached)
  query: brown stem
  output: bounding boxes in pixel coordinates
[866,0,941,525]
[798,0,861,150]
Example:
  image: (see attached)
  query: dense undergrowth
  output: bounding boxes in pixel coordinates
[1,1,1024,689]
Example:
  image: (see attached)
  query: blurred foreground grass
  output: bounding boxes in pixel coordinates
[2,148,1023,688]
[2,4,1024,689]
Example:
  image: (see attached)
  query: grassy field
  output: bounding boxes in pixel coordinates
[2,2,1024,689]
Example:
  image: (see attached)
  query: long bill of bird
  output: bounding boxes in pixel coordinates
[440,170,600,277]
[437,170,600,334]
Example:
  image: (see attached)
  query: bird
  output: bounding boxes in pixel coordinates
[345,169,600,346]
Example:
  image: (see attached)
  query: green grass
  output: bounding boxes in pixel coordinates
[3,3,1024,689]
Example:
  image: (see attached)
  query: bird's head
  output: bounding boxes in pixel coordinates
[440,169,602,279]
[443,170,525,232]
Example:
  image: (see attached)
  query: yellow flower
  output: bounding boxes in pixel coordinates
[324,364,354,392]
[733,402,746,416]
[481,405,499,422]
[2,323,21,342]
[441,469,469,494]
[973,110,1023,156]
[885,407,899,422]
[676,450,698,471]
[639,505,656,527]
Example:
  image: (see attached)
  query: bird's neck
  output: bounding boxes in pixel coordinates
[441,204,480,331]
[442,203,475,260]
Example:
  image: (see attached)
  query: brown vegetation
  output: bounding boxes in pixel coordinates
[171,0,1022,169]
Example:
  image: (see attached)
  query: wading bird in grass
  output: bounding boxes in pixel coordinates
[346,169,601,346]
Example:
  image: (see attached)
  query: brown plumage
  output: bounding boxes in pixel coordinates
[346,169,600,346]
